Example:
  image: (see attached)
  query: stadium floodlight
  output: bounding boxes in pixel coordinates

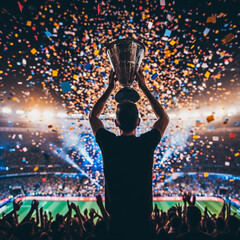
[28,109,41,121]
[43,110,54,121]
[16,110,25,115]
[168,113,177,118]
[2,107,12,113]
[57,112,67,118]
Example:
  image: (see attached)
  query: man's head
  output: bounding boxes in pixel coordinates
[115,100,140,133]
[187,206,201,227]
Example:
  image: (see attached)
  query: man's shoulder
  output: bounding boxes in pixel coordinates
[96,127,115,136]
[139,128,161,147]
[95,128,116,144]
[140,128,161,138]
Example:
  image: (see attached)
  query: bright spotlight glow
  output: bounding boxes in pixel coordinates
[2,107,12,113]
[179,111,192,119]
[168,113,177,118]
[215,108,225,117]
[43,110,54,121]
[229,108,237,114]
[28,110,41,121]
[57,112,67,118]
[16,110,24,115]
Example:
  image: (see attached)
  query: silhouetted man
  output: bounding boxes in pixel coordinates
[89,69,169,239]
[177,206,212,240]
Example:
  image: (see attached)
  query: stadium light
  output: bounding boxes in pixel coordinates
[57,112,67,118]
[28,110,41,121]
[16,110,25,115]
[2,107,12,113]
[43,110,54,121]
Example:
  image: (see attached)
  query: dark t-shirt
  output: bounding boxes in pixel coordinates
[96,128,161,220]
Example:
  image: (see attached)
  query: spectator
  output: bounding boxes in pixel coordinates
[177,206,212,240]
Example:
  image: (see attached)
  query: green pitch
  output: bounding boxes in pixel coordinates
[1,200,239,222]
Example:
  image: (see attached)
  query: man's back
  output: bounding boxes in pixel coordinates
[96,128,161,218]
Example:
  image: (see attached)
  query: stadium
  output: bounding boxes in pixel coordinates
[0,0,239,239]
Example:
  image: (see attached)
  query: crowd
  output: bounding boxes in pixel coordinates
[0,174,239,201]
[0,175,104,200]
[0,193,239,240]
[0,120,239,178]
[154,175,240,200]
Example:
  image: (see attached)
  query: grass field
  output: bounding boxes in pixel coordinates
[1,200,239,222]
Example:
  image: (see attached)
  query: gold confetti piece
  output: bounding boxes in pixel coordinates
[52,70,58,76]
[26,21,32,26]
[222,33,234,44]
[34,167,39,171]
[204,172,209,177]
[31,48,37,55]
[205,71,210,79]
[187,63,195,68]
[206,114,214,123]
[206,16,216,23]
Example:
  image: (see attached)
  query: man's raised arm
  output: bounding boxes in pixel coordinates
[89,70,116,136]
[136,69,169,137]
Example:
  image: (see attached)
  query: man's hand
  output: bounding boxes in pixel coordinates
[108,70,117,89]
[96,194,103,207]
[31,200,39,210]
[13,200,22,212]
[71,202,78,212]
[67,200,72,210]
[175,203,182,217]
[136,69,146,89]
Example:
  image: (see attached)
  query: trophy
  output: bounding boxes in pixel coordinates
[106,39,145,102]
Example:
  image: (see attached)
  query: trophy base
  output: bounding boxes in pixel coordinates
[115,87,140,103]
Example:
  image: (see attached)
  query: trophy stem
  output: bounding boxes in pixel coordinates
[115,87,140,103]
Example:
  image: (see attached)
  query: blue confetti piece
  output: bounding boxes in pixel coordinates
[209,125,214,130]
[45,31,53,38]
[151,72,158,80]
[233,122,239,125]
[101,72,106,76]
[60,81,72,93]
[84,63,92,71]
[164,29,172,37]
[203,28,210,35]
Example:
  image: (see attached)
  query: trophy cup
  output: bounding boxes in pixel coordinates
[106,39,145,102]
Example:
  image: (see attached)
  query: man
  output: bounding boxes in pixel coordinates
[177,206,212,240]
[89,69,169,239]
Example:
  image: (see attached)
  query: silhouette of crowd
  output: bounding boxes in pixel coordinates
[0,193,239,240]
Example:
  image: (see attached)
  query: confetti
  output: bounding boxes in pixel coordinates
[206,115,214,123]
[222,33,235,44]
[60,81,72,93]
[31,48,37,55]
